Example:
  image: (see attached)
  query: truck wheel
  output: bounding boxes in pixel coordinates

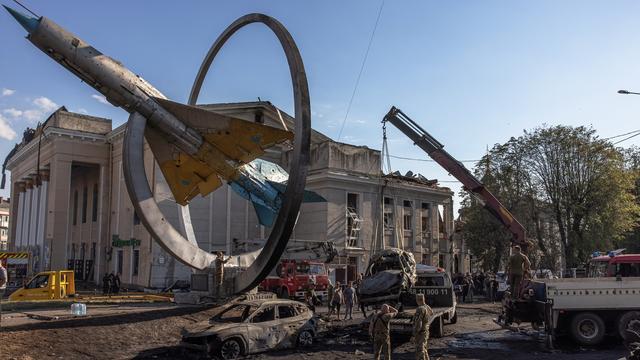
[570,312,605,346]
[278,287,289,299]
[431,316,444,338]
[449,311,458,324]
[618,311,640,341]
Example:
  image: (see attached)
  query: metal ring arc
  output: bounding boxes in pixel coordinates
[123,13,311,295]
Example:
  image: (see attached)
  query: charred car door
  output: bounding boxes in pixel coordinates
[246,305,279,352]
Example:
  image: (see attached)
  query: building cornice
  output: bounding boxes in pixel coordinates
[6,127,108,170]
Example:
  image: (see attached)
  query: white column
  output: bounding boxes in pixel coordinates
[15,183,25,249]
[30,182,40,247]
[22,186,32,249]
[37,180,48,247]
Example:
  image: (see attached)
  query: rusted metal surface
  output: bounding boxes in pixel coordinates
[181,298,317,358]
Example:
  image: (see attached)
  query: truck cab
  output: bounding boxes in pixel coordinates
[589,254,640,278]
[9,270,75,301]
[259,260,329,300]
[390,265,457,337]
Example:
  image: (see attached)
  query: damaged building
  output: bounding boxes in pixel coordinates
[5,103,466,289]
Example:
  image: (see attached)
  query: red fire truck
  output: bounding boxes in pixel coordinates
[589,250,640,278]
[259,241,337,300]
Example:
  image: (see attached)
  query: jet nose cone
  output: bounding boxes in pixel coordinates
[3,5,40,33]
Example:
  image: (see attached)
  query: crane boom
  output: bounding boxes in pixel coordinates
[382,106,528,250]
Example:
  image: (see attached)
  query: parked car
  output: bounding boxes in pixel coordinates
[181,297,318,359]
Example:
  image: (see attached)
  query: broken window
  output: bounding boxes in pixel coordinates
[278,305,296,319]
[421,202,431,247]
[383,197,394,231]
[252,306,275,323]
[346,193,362,248]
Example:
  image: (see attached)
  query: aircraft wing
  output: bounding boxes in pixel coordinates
[146,97,293,205]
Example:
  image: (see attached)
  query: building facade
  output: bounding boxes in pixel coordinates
[6,104,465,288]
[0,197,9,250]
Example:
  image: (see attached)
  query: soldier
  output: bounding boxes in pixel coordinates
[369,303,398,360]
[413,294,434,360]
[215,251,230,294]
[506,245,531,297]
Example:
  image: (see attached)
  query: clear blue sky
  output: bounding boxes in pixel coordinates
[2,1,640,212]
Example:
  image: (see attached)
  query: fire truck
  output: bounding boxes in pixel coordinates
[588,250,640,278]
[258,240,337,300]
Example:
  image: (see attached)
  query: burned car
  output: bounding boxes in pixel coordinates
[181,298,317,359]
[359,248,417,307]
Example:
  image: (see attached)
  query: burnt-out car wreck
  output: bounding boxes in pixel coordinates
[181,297,318,359]
[359,248,417,307]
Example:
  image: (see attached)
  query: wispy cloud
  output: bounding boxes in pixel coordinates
[3,108,23,118]
[91,94,109,105]
[75,108,88,114]
[33,97,58,112]
[0,114,17,140]
[1,88,15,97]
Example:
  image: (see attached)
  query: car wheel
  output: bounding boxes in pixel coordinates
[431,316,444,338]
[218,338,243,360]
[570,312,605,346]
[449,311,458,324]
[618,311,640,341]
[297,330,314,347]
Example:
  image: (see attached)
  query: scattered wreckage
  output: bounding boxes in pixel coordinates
[359,248,457,338]
[359,248,417,307]
[181,295,318,359]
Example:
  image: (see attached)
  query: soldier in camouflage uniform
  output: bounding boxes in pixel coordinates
[369,304,398,360]
[413,294,434,360]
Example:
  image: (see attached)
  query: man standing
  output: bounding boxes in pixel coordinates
[507,245,531,297]
[343,281,356,320]
[215,251,230,295]
[369,304,398,360]
[331,282,343,320]
[327,280,335,315]
[413,294,434,360]
[0,262,7,326]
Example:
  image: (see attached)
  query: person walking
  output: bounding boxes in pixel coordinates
[489,272,498,303]
[355,274,367,317]
[331,282,343,320]
[102,272,112,295]
[305,284,320,312]
[369,304,398,360]
[0,262,7,326]
[343,281,356,320]
[507,245,531,297]
[113,272,121,294]
[413,294,434,360]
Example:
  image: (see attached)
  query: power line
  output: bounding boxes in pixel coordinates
[337,0,384,141]
[613,132,640,145]
[604,129,640,141]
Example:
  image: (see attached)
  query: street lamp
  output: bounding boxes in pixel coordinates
[618,89,640,95]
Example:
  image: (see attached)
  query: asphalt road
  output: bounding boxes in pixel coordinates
[1,301,629,360]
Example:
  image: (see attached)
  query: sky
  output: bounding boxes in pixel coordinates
[1,1,640,212]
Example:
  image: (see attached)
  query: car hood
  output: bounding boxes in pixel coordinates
[359,270,403,295]
[183,320,243,338]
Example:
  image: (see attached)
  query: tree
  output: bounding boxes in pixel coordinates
[459,125,639,271]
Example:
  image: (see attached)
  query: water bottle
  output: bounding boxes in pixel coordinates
[80,303,87,315]
[70,303,78,315]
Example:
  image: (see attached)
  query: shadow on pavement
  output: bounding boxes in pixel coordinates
[1,305,213,332]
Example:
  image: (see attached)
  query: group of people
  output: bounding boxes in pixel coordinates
[325,273,366,320]
[453,245,532,303]
[101,272,121,295]
[368,294,433,360]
